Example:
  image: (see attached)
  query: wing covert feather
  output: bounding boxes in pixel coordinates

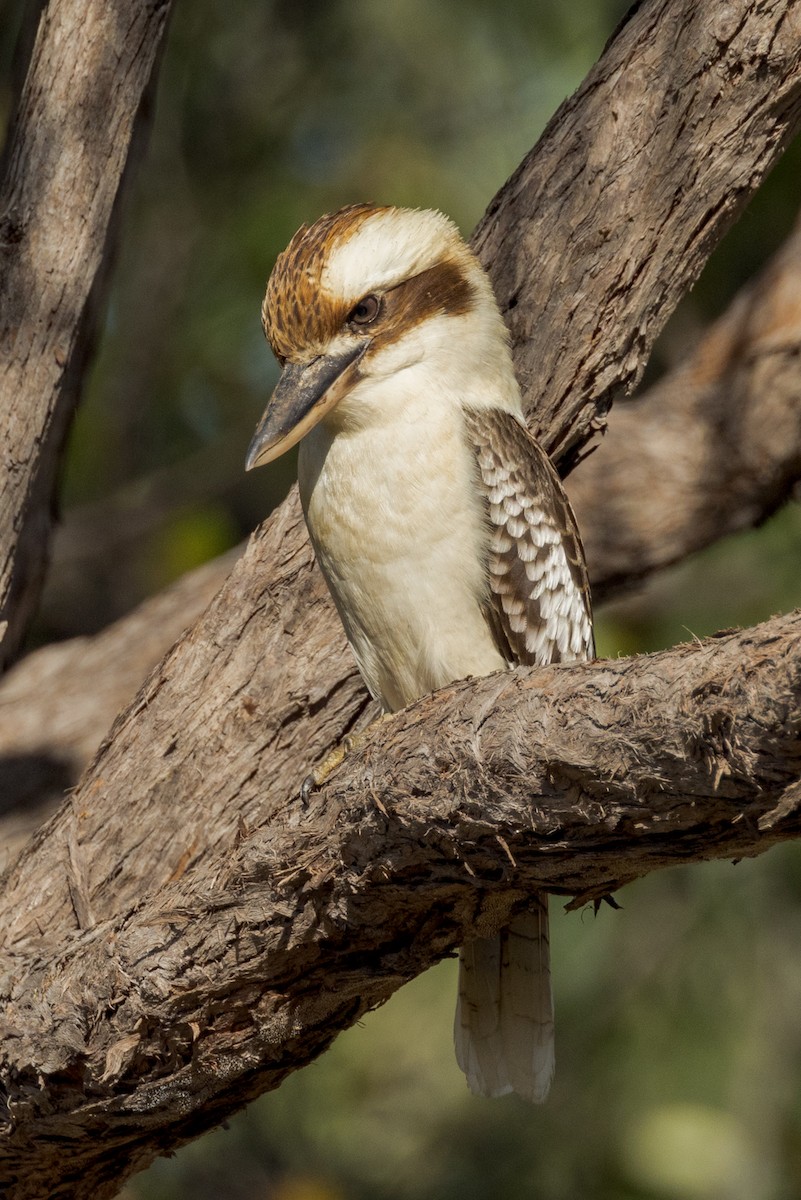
[463,406,594,667]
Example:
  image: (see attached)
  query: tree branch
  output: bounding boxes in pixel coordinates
[474,0,801,467]
[0,0,173,668]
[571,205,801,600]
[0,550,239,872]
[1,609,799,1198]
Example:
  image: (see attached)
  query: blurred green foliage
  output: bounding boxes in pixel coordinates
[3,1,801,1197]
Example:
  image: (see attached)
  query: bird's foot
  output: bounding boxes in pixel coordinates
[300,740,348,803]
[300,713,394,802]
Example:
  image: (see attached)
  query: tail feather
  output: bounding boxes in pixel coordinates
[454,894,554,1102]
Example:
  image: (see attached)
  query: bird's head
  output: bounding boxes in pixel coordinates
[246,203,517,469]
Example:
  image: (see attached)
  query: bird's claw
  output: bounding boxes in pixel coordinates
[299,740,349,804]
[300,772,318,804]
[299,715,393,804]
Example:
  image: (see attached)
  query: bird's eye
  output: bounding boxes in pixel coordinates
[347,294,381,327]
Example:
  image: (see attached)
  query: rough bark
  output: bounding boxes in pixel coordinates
[473,0,801,468]
[570,205,801,597]
[0,0,173,669]
[3,0,801,1196]
[1,608,799,1199]
[0,550,240,872]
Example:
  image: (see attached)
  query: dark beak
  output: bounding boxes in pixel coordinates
[245,343,366,470]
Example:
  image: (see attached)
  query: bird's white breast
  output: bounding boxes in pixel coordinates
[298,378,507,711]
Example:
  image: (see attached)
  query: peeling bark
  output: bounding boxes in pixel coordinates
[0,550,239,871]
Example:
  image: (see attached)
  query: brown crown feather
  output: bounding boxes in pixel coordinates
[261,203,389,363]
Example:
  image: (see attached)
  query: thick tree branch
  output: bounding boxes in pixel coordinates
[0,550,239,872]
[0,0,173,668]
[3,0,801,1195]
[572,205,801,600]
[1,610,799,1198]
[474,0,801,467]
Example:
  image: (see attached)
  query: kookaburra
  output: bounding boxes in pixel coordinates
[246,204,594,1103]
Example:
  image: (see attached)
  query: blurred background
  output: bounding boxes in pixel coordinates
[3,0,801,1197]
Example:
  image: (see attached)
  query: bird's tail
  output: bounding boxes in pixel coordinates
[453,894,554,1102]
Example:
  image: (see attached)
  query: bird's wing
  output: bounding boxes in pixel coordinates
[463,406,594,667]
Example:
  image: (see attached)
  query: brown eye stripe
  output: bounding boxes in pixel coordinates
[377,258,476,346]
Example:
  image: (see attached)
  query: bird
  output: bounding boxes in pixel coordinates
[246,203,594,1102]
